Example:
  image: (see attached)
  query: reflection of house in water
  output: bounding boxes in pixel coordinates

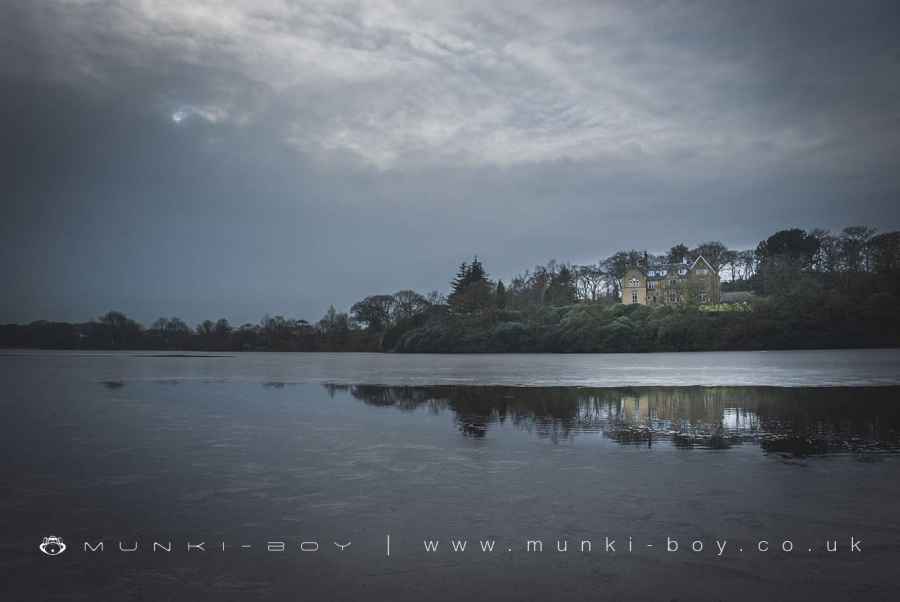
[336,384,899,452]
[618,394,650,422]
[722,408,760,432]
[613,390,742,427]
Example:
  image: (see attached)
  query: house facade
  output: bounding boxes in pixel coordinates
[622,256,720,306]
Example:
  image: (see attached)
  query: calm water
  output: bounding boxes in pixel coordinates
[2,350,900,601]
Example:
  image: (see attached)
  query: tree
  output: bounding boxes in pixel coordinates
[197,320,215,337]
[546,264,577,305]
[351,295,396,332]
[720,249,739,281]
[810,229,840,273]
[839,226,877,272]
[450,261,470,298]
[425,290,447,305]
[495,280,507,309]
[667,244,690,264]
[736,249,756,280]
[213,318,232,338]
[870,231,900,274]
[756,229,820,271]
[693,241,729,274]
[602,250,643,299]
[150,316,191,348]
[392,290,429,321]
[318,305,351,336]
[574,264,608,302]
[95,311,143,348]
[448,256,492,312]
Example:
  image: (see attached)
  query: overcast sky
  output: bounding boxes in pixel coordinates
[3,0,900,325]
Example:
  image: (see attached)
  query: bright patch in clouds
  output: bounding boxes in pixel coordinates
[171,105,228,124]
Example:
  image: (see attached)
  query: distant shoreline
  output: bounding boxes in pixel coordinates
[3,344,900,354]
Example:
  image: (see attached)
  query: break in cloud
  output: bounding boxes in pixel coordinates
[2,0,900,324]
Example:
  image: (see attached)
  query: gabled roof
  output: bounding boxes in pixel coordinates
[627,255,716,279]
[690,255,714,271]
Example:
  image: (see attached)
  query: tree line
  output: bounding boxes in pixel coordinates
[1,225,898,352]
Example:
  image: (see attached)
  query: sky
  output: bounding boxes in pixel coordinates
[2,0,900,325]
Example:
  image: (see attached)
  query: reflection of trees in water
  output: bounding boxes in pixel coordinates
[333,384,900,453]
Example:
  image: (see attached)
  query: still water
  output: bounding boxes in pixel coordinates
[2,350,899,601]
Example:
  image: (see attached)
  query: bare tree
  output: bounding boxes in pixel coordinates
[574,264,608,302]
[840,226,877,272]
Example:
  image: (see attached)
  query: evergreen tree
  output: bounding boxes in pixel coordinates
[546,265,577,305]
[468,256,486,283]
[450,261,470,297]
[496,280,507,309]
[448,256,492,312]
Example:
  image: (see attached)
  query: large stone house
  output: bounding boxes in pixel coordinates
[622,256,720,306]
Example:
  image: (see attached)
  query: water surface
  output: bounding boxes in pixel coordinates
[4,347,900,386]
[2,350,899,601]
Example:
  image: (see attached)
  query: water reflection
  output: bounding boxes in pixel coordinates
[327,384,900,454]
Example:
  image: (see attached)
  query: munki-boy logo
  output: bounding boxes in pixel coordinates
[39,536,66,556]
[34,534,864,558]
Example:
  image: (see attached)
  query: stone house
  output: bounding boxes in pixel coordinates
[622,256,720,306]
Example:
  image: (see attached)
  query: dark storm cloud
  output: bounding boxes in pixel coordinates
[2,0,900,324]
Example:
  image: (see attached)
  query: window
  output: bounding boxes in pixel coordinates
[669,291,678,303]
[679,268,687,275]
[629,278,640,287]
[648,280,657,290]
[631,291,638,304]
[696,268,708,275]
[699,292,708,303]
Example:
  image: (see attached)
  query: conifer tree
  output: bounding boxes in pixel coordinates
[448,256,491,312]
[496,280,507,309]
[450,261,470,297]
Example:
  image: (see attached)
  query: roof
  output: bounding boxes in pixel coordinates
[690,255,714,271]
[628,255,716,279]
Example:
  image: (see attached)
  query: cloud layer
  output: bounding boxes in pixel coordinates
[3,0,900,323]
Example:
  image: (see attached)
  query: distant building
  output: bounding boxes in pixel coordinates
[622,256,720,306]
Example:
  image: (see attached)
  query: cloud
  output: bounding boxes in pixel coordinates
[1,0,899,323]
[12,0,897,171]
[171,104,228,124]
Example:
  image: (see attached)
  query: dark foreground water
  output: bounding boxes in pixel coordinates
[2,350,900,601]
